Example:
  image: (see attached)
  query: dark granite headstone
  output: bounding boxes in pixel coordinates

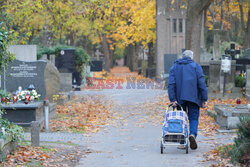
[201,65,209,76]
[55,49,81,86]
[245,48,250,59]
[55,49,76,73]
[164,54,177,74]
[1,60,47,100]
[90,60,103,71]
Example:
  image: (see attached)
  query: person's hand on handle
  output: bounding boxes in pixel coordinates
[202,101,207,108]
[172,101,177,107]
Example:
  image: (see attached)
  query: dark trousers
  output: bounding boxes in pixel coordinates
[177,101,200,144]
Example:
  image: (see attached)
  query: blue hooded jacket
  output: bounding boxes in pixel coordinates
[168,57,208,107]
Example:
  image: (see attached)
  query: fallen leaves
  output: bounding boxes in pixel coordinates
[50,95,114,133]
[203,144,236,167]
[1,146,51,166]
[1,144,83,167]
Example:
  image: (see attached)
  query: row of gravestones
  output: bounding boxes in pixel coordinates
[2,45,105,99]
[2,46,61,102]
[0,45,105,140]
[164,48,250,90]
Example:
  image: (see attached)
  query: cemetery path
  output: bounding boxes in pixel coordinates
[73,88,236,167]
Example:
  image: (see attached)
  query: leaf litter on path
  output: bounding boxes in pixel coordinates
[50,95,115,134]
[1,144,83,167]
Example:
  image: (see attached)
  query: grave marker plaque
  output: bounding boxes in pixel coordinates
[1,60,47,100]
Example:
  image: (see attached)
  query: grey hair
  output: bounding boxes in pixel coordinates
[182,50,194,59]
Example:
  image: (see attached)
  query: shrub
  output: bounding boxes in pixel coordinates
[0,118,24,142]
[230,117,250,165]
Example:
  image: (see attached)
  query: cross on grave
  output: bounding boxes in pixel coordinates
[225,43,241,60]
[211,22,226,60]
[95,49,103,61]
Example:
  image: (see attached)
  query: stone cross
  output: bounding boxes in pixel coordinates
[95,49,103,60]
[213,30,221,60]
[225,43,240,60]
[212,22,226,60]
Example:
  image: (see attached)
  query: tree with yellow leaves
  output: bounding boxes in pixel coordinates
[3,0,156,71]
[206,0,249,49]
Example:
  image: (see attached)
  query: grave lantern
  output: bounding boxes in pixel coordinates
[28,84,35,91]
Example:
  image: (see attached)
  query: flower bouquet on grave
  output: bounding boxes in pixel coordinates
[0,89,12,104]
[17,90,41,104]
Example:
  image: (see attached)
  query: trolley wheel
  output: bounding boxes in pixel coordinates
[160,141,164,154]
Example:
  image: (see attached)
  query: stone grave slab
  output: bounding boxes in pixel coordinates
[1,60,47,100]
[214,104,250,129]
[2,102,44,127]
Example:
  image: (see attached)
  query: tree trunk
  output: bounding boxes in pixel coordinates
[102,35,113,72]
[126,44,139,72]
[42,25,49,47]
[148,42,154,68]
[243,8,250,49]
[220,0,224,30]
[185,0,212,63]
[238,0,245,32]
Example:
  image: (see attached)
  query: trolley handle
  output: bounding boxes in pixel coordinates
[167,103,183,111]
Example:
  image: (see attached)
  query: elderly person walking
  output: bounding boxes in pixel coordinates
[167,50,208,150]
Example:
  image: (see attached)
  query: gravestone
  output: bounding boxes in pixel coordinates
[55,48,81,86]
[44,61,60,101]
[60,73,72,92]
[7,45,37,61]
[200,49,211,65]
[39,55,60,101]
[209,60,236,93]
[164,54,177,74]
[90,60,103,72]
[1,60,47,100]
[245,48,250,59]
[55,49,75,72]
